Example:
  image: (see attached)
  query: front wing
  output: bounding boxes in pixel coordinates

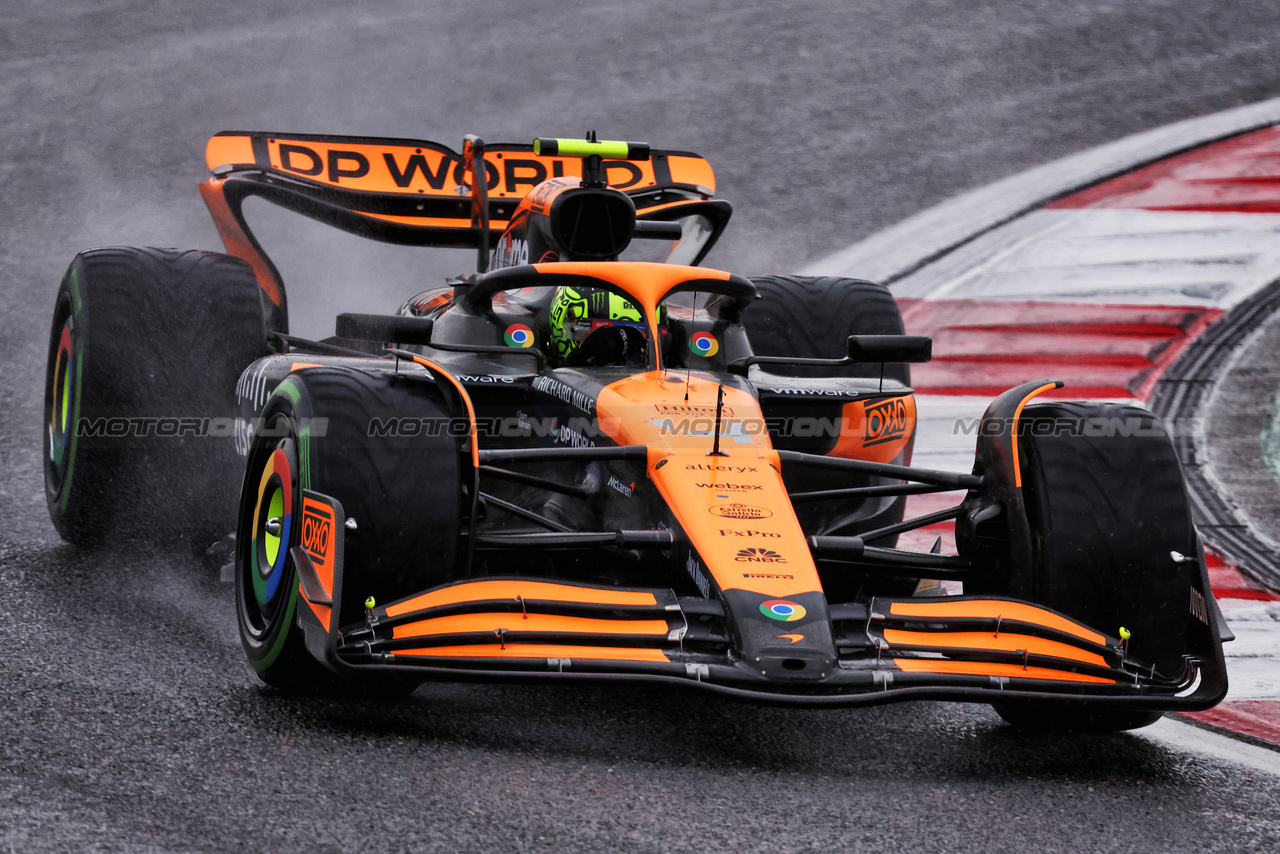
[291,491,1228,710]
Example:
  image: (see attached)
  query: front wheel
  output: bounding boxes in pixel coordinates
[992,401,1200,733]
[992,701,1162,733]
[235,366,466,693]
[236,420,322,689]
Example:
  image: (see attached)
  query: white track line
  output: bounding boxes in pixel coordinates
[1142,716,1280,775]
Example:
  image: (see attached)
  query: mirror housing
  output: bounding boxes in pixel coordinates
[847,335,932,363]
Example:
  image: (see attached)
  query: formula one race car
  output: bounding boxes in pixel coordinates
[43,130,1231,730]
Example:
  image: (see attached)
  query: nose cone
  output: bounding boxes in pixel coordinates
[724,589,837,681]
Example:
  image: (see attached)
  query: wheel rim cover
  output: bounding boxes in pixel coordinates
[49,319,74,468]
[250,447,293,608]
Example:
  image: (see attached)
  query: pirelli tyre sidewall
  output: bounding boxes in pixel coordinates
[993,400,1199,732]
[235,367,465,691]
[43,247,266,547]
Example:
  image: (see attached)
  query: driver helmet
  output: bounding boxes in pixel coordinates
[548,285,647,361]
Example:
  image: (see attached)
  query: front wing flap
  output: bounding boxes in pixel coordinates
[294,527,1227,709]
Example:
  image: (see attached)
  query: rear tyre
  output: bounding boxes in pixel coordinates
[747,276,913,593]
[43,248,266,547]
[743,276,910,384]
[992,401,1198,733]
[235,367,465,694]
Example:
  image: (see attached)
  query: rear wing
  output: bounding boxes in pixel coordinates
[199,131,731,332]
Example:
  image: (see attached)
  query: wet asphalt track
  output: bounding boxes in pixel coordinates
[4,2,1280,850]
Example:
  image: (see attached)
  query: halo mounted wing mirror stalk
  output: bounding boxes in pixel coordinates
[728,334,932,377]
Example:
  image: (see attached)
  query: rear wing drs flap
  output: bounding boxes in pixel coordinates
[199,131,729,332]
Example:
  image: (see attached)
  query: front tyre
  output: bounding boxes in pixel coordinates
[235,367,466,693]
[992,701,1161,733]
[992,401,1199,733]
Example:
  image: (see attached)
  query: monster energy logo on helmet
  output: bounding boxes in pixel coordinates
[548,285,644,359]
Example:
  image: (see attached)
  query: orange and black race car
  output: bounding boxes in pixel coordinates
[43,131,1230,730]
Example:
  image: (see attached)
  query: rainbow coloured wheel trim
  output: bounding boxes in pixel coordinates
[235,407,309,675]
[48,316,75,470]
[248,442,295,617]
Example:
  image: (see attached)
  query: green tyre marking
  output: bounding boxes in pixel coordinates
[299,424,311,491]
[69,268,83,314]
[274,377,302,404]
[252,583,299,672]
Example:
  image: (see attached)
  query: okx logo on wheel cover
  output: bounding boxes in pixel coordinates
[759,599,807,622]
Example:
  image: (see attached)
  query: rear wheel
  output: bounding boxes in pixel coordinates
[744,276,910,384]
[992,401,1198,733]
[235,367,466,694]
[43,248,266,547]
[747,276,914,593]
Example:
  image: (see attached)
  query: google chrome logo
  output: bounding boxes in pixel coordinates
[690,331,719,357]
[759,599,806,622]
[505,323,534,348]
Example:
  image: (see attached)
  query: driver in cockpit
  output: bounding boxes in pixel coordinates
[546,285,652,368]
